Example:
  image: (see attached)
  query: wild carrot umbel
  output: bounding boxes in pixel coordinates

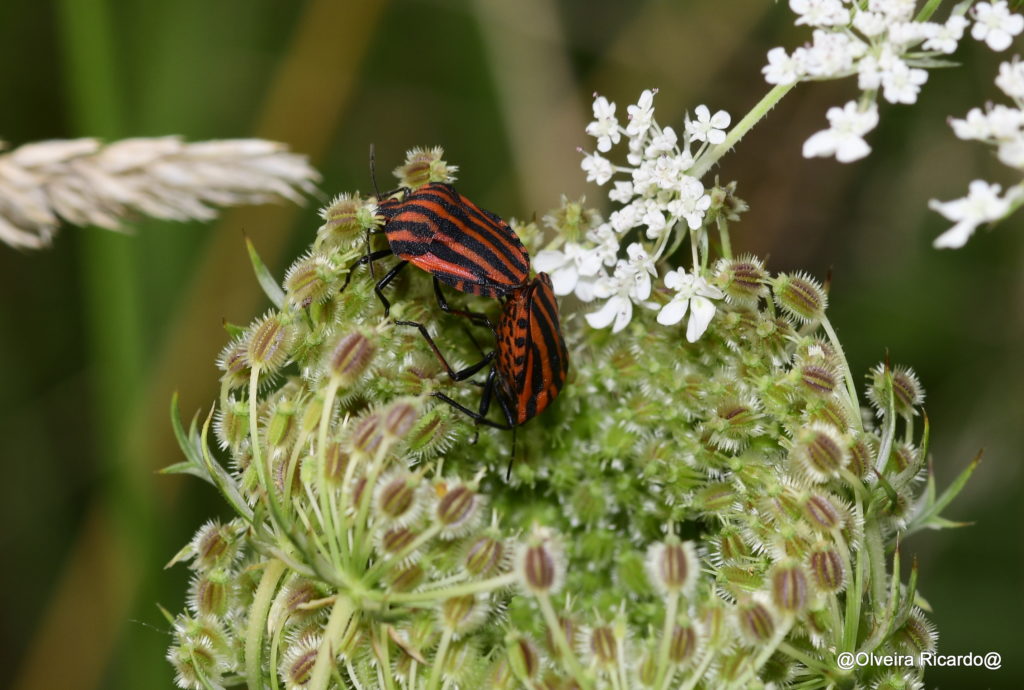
[164,138,976,687]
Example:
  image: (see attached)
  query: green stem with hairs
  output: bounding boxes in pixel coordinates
[820,315,863,432]
[690,83,797,180]
[245,559,287,689]
[425,627,454,690]
[654,591,680,690]
[537,592,592,689]
[309,593,355,690]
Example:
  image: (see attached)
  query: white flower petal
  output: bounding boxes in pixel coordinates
[686,296,717,342]
[534,249,567,273]
[657,298,688,326]
[549,265,578,296]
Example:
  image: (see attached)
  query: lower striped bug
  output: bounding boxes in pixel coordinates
[397,272,569,477]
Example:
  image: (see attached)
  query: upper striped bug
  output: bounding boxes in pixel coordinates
[340,152,530,321]
[398,272,569,476]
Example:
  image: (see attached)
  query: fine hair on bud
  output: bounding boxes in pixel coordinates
[584,624,618,667]
[769,561,809,613]
[463,532,509,578]
[216,337,251,389]
[807,546,847,593]
[373,470,425,528]
[316,193,379,248]
[772,272,827,323]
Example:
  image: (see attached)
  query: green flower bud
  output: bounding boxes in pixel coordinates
[463,533,507,578]
[807,546,846,593]
[216,337,251,389]
[515,527,565,595]
[669,622,698,665]
[801,493,847,532]
[736,599,776,644]
[246,312,294,371]
[188,569,231,618]
[586,625,617,667]
[279,634,320,689]
[867,363,925,419]
[772,272,828,323]
[439,594,488,635]
[770,562,809,613]
[791,424,849,483]
[506,635,539,682]
[435,482,483,538]
[284,252,333,308]
[392,146,458,188]
[892,610,937,655]
[327,331,376,386]
[645,537,698,596]
[714,255,767,304]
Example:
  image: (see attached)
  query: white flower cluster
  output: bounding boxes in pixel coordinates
[538,90,724,340]
[767,0,1023,164]
[930,57,1024,248]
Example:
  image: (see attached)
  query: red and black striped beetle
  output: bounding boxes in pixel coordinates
[340,182,531,322]
[398,272,569,474]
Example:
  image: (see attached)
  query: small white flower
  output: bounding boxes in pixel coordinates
[581,151,614,185]
[587,261,638,332]
[643,207,669,240]
[997,136,1024,167]
[586,96,622,153]
[656,269,725,342]
[609,202,642,233]
[586,224,621,266]
[626,89,657,138]
[763,47,802,85]
[625,242,657,301]
[950,107,993,140]
[686,105,731,145]
[645,126,679,157]
[881,62,928,105]
[609,180,635,204]
[803,30,867,78]
[852,11,888,37]
[972,1,1024,52]
[887,21,931,47]
[870,0,915,22]
[995,58,1024,100]
[789,0,849,27]
[922,16,968,54]
[534,242,604,300]
[929,180,1012,248]
[667,177,711,230]
[986,104,1024,139]
[802,101,879,163]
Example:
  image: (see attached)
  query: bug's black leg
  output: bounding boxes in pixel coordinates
[394,320,495,381]
[430,391,512,430]
[374,260,409,317]
[339,249,394,296]
[433,278,495,331]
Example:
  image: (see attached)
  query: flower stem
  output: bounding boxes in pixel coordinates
[820,314,863,432]
[309,593,355,690]
[690,83,797,180]
[425,627,453,690]
[537,592,592,688]
[654,591,679,690]
[245,558,287,689]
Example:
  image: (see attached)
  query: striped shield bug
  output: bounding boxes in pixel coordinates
[340,181,531,319]
[397,272,569,475]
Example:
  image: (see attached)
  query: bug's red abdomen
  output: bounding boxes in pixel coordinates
[379,183,530,298]
[495,273,569,424]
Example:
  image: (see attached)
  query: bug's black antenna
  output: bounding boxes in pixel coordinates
[369,143,382,201]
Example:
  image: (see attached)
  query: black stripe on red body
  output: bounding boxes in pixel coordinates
[377,183,530,298]
[495,272,569,425]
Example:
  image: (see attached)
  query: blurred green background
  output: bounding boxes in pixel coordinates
[0,0,1020,687]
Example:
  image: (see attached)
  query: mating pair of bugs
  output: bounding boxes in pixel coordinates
[341,165,569,451]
